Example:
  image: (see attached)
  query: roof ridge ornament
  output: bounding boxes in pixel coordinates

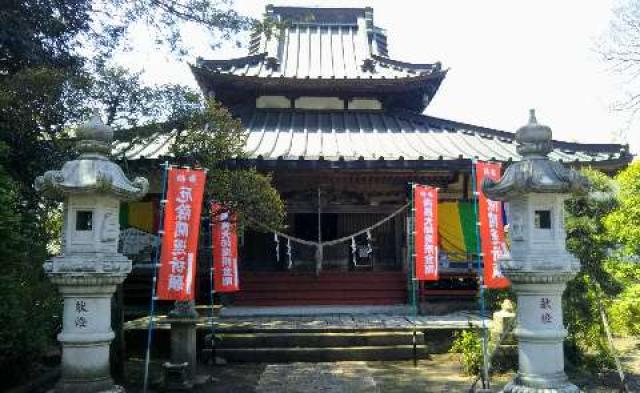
[361,58,376,73]
[515,108,553,158]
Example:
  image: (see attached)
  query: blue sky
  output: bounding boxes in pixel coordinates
[114,0,637,154]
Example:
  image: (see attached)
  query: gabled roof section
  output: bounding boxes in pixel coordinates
[192,5,446,112]
[113,110,632,171]
[195,54,442,81]
[199,5,440,79]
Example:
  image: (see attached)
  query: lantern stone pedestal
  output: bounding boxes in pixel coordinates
[36,113,148,392]
[483,110,588,393]
[50,274,129,393]
[163,301,199,391]
[500,273,579,392]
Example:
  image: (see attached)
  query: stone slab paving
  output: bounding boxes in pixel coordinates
[124,311,487,333]
[204,357,511,393]
[212,311,485,332]
[255,362,378,393]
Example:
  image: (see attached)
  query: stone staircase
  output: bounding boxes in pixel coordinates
[208,329,429,362]
[124,312,481,363]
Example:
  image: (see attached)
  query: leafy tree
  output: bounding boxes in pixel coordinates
[0,143,60,384]
[86,0,255,59]
[0,0,265,386]
[605,161,640,256]
[0,0,90,73]
[88,65,204,133]
[84,67,285,228]
[602,0,640,113]
[603,161,640,337]
[171,100,285,229]
[604,259,640,337]
[564,168,620,370]
[563,164,640,374]
[1,0,258,195]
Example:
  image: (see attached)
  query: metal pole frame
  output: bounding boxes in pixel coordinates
[471,159,492,390]
[208,201,217,363]
[143,161,170,393]
[408,182,419,367]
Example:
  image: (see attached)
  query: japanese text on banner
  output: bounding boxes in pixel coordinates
[157,168,206,300]
[475,161,510,289]
[212,203,240,293]
[414,185,439,281]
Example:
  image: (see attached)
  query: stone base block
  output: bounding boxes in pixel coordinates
[54,379,124,393]
[491,344,518,373]
[163,362,193,392]
[501,373,581,393]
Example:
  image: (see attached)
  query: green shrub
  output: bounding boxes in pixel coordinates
[604,259,640,337]
[450,329,483,376]
[0,160,61,386]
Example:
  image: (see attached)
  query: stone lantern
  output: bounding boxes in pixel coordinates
[35,112,148,392]
[483,110,588,393]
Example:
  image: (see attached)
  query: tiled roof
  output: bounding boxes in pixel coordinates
[195,53,441,81]
[113,110,630,167]
[194,6,443,81]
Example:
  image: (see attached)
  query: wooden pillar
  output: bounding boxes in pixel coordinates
[315,187,322,275]
[394,212,403,269]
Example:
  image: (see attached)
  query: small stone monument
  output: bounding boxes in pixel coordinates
[35,112,148,392]
[483,110,588,393]
[164,300,199,391]
[490,299,517,372]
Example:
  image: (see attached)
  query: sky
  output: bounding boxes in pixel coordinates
[115,0,638,154]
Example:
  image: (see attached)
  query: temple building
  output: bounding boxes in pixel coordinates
[117,6,631,310]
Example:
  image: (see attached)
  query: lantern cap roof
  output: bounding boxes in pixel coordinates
[482,110,589,200]
[34,112,148,201]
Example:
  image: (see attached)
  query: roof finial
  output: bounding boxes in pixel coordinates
[75,109,114,156]
[516,109,552,158]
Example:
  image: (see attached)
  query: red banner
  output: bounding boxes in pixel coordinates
[476,161,510,289]
[157,168,207,300]
[212,204,240,293]
[414,185,439,281]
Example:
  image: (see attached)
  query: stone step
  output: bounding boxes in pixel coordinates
[124,328,456,361]
[215,331,425,348]
[209,345,430,362]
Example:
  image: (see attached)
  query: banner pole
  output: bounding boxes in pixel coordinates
[409,183,418,367]
[471,159,491,390]
[143,161,170,393]
[208,203,216,363]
